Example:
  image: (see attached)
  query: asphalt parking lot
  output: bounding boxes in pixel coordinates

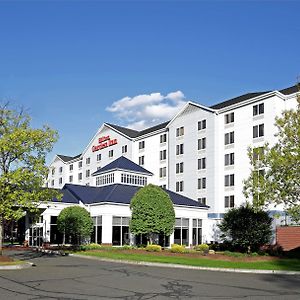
[1,249,300,299]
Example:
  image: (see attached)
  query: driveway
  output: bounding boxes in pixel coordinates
[1,249,300,299]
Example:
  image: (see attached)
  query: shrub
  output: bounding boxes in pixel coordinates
[80,243,102,251]
[119,245,136,250]
[145,244,162,252]
[194,244,209,253]
[223,251,245,258]
[170,244,186,253]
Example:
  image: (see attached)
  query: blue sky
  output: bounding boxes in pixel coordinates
[0,1,299,163]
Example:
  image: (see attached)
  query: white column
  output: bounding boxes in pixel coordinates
[189,218,193,248]
[169,232,174,246]
[101,214,113,245]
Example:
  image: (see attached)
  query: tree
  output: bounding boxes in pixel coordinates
[219,204,272,253]
[57,206,93,245]
[244,86,300,219]
[0,103,59,254]
[130,184,175,244]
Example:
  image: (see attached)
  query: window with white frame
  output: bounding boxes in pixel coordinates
[192,219,202,246]
[97,153,101,161]
[122,145,128,153]
[176,181,184,192]
[225,195,234,208]
[78,173,82,181]
[198,177,206,189]
[253,103,264,116]
[69,175,73,183]
[198,137,206,150]
[225,174,234,187]
[86,169,90,178]
[174,218,189,246]
[224,153,234,166]
[78,161,82,168]
[86,157,90,165]
[253,124,264,138]
[139,141,145,149]
[69,164,73,171]
[176,143,184,155]
[176,126,184,137]
[224,112,234,124]
[59,177,62,185]
[159,167,167,178]
[198,119,206,130]
[160,133,167,143]
[198,157,206,170]
[59,166,63,173]
[51,179,54,186]
[225,132,234,145]
[112,216,130,246]
[160,150,167,161]
[108,150,114,158]
[138,156,144,166]
[91,216,102,244]
[121,173,147,186]
[96,173,115,186]
[197,197,206,205]
[176,162,184,174]
[51,168,55,175]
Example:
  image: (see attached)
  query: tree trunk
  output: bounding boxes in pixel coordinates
[0,216,3,256]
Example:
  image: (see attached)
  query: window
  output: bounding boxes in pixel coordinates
[69,175,73,183]
[225,174,234,187]
[78,161,82,168]
[121,173,147,186]
[253,124,264,138]
[91,216,102,244]
[51,180,54,186]
[174,218,189,246]
[225,195,235,208]
[112,217,130,246]
[78,173,82,181]
[198,177,206,189]
[176,162,184,174]
[198,119,206,130]
[176,181,184,192]
[253,147,264,161]
[51,168,55,175]
[108,150,114,158]
[96,173,115,186]
[160,134,167,143]
[198,158,206,170]
[69,164,73,171]
[176,143,184,155]
[122,145,128,153]
[86,157,91,165]
[138,156,144,166]
[139,141,145,149]
[192,219,202,246]
[225,132,234,145]
[59,177,62,185]
[59,167,63,173]
[198,138,206,150]
[253,103,264,116]
[160,184,166,189]
[224,153,235,166]
[86,169,90,178]
[97,153,101,161]
[160,150,167,161]
[197,197,206,205]
[176,126,184,137]
[159,167,167,178]
[224,112,234,124]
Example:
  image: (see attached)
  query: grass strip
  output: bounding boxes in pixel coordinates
[79,251,300,271]
[0,260,25,266]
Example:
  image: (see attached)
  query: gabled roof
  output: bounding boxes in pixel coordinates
[105,120,169,139]
[61,183,208,208]
[210,92,270,110]
[279,84,299,95]
[92,156,153,176]
[57,154,81,163]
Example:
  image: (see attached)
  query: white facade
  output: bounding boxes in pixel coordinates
[45,85,299,243]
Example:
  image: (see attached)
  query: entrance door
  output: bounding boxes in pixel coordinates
[28,226,43,247]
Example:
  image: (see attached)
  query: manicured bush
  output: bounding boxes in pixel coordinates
[145,244,162,252]
[170,244,186,253]
[80,243,102,251]
[194,244,209,253]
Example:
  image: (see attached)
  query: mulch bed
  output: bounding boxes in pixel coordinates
[0,255,14,263]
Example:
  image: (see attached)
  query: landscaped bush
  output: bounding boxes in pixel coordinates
[80,243,102,251]
[170,244,186,253]
[194,244,209,253]
[145,244,162,252]
[119,245,136,250]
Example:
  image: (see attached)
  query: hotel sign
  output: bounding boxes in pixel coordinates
[92,135,118,152]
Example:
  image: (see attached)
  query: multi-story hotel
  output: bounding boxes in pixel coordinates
[33,84,298,247]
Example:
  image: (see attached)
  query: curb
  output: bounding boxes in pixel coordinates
[0,262,33,270]
[70,254,300,275]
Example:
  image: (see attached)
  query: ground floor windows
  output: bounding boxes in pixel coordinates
[174,218,189,246]
[91,216,102,244]
[192,219,202,246]
[112,216,130,246]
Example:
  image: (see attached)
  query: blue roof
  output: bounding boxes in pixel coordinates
[53,188,80,204]
[92,156,153,176]
[60,183,208,208]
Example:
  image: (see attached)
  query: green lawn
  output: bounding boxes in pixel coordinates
[78,250,300,271]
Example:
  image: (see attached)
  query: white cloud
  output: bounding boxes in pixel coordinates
[106,91,187,130]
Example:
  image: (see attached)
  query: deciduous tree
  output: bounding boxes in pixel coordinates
[0,103,59,254]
